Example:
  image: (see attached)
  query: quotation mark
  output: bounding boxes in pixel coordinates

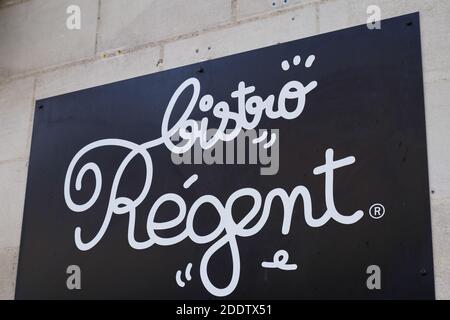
[281,55,315,71]
[176,263,193,288]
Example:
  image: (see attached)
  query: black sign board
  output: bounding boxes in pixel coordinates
[16,13,434,299]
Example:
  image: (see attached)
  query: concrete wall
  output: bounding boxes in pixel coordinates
[0,0,448,299]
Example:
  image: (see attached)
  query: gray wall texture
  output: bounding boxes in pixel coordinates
[0,0,448,299]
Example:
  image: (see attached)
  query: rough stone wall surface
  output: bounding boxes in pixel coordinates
[0,0,448,299]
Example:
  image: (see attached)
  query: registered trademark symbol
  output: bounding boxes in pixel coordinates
[369,203,385,219]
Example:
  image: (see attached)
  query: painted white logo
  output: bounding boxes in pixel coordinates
[64,55,365,297]
[66,5,81,30]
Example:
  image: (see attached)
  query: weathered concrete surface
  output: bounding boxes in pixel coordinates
[236,0,315,18]
[0,159,28,249]
[0,246,19,300]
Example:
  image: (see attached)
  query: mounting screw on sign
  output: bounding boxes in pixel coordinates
[369,203,385,219]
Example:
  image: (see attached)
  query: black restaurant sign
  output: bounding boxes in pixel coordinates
[16,13,434,299]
